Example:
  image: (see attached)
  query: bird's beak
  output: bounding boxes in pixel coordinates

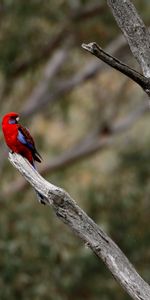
[16,117,19,122]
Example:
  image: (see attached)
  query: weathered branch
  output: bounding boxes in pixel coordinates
[82,42,150,96]
[8,152,150,300]
[107,0,150,78]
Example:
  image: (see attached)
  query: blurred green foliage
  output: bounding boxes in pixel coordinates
[0,1,150,300]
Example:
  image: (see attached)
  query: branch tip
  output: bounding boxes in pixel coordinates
[82,42,97,53]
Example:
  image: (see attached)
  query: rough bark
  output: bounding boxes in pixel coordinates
[107,0,150,78]
[9,153,150,300]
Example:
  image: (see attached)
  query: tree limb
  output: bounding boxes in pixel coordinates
[107,0,150,78]
[82,42,150,96]
[8,152,150,300]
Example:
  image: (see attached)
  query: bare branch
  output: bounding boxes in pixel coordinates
[82,42,150,96]
[8,152,150,300]
[107,0,150,78]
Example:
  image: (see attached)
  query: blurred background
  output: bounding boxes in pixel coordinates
[0,0,150,299]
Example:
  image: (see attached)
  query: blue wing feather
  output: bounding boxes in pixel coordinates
[17,125,42,163]
[17,129,34,151]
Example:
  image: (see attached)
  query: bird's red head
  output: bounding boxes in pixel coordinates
[2,112,20,126]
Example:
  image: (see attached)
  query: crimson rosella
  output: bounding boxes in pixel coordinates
[2,112,45,204]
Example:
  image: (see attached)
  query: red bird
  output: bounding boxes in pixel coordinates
[2,112,45,204]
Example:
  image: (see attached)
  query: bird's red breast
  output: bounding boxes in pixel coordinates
[2,114,19,151]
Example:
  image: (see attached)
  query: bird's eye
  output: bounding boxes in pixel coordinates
[16,117,19,122]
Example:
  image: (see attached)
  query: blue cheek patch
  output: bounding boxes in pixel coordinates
[9,119,16,124]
